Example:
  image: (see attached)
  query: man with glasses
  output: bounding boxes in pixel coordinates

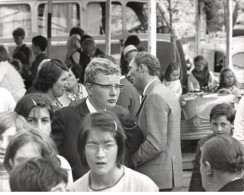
[51,58,143,181]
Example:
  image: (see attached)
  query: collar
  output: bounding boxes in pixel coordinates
[86,98,97,113]
[143,78,158,96]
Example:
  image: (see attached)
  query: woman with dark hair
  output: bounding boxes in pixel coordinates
[188,55,219,92]
[70,111,158,192]
[59,64,88,107]
[33,59,69,110]
[200,135,244,191]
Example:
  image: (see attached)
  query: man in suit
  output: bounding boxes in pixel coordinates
[31,35,49,81]
[127,51,183,191]
[51,58,143,181]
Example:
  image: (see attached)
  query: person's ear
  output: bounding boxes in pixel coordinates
[205,161,212,176]
[85,83,92,96]
[139,64,147,73]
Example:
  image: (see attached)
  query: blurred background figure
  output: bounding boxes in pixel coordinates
[188,55,219,92]
[0,87,16,113]
[0,45,26,102]
[12,27,32,68]
[200,135,244,191]
[9,157,68,192]
[162,62,182,99]
[66,34,81,66]
[59,64,88,107]
[217,68,241,99]
[70,111,159,192]
[4,129,73,186]
[0,111,27,192]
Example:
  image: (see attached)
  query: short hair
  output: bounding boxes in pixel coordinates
[69,27,84,37]
[34,59,68,92]
[218,68,239,89]
[14,93,54,120]
[164,62,181,81]
[124,35,141,47]
[193,55,209,71]
[209,103,235,123]
[12,27,25,38]
[133,51,160,76]
[80,34,93,45]
[81,38,96,54]
[4,128,59,173]
[0,111,28,135]
[0,45,9,62]
[9,58,23,72]
[69,63,83,81]
[9,157,68,191]
[13,51,28,65]
[32,35,47,52]
[201,135,244,174]
[77,111,126,168]
[84,57,121,84]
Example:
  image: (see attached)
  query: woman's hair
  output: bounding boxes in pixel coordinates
[201,135,244,174]
[14,93,53,120]
[34,59,68,92]
[209,103,236,124]
[9,157,68,191]
[194,55,209,70]
[4,128,59,172]
[77,111,126,168]
[218,68,239,90]
[0,45,9,62]
[164,62,181,81]
[0,111,28,135]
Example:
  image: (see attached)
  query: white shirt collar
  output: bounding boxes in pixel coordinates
[86,98,106,113]
[143,78,158,96]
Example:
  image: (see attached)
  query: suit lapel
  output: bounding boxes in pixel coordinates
[78,98,90,116]
[135,79,161,121]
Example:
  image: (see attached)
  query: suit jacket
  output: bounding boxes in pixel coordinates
[131,78,183,189]
[51,98,143,181]
[31,53,49,80]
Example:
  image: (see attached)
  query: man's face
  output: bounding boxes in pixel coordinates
[87,73,121,110]
[127,58,143,93]
[14,36,24,46]
[210,115,232,135]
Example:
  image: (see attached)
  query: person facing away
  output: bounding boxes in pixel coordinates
[200,135,244,191]
[127,51,183,191]
[70,111,159,192]
[9,157,68,192]
[162,62,182,99]
[31,35,49,82]
[51,57,143,181]
[217,68,241,99]
[188,55,219,92]
[12,27,32,68]
[189,103,236,191]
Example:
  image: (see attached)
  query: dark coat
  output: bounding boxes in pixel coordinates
[31,53,49,80]
[219,178,244,191]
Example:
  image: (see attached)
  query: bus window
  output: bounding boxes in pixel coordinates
[233,53,244,69]
[126,1,170,34]
[0,4,31,38]
[38,3,80,37]
[86,2,122,36]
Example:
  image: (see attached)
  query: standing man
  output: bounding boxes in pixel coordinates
[51,58,143,181]
[127,51,183,191]
[12,27,32,68]
[31,35,49,81]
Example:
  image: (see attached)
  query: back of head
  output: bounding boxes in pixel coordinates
[69,27,84,37]
[84,57,121,84]
[32,35,47,52]
[0,111,27,135]
[15,93,53,120]
[81,38,96,53]
[124,35,140,47]
[201,135,244,174]
[13,51,28,65]
[210,103,235,124]
[9,157,68,191]
[4,128,59,173]
[0,45,9,62]
[12,27,25,38]
[9,58,23,72]
[133,51,160,76]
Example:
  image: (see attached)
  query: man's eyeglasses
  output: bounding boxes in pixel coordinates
[89,82,124,92]
[85,142,117,154]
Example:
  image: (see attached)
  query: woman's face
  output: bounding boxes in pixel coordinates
[50,71,69,98]
[85,129,118,176]
[26,107,51,135]
[194,60,206,72]
[12,142,41,168]
[223,71,234,87]
[67,68,78,90]
[0,126,17,165]
[170,69,180,81]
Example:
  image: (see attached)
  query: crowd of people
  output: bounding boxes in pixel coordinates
[0,26,244,192]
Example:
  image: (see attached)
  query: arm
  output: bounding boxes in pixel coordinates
[233,96,244,146]
[132,94,169,166]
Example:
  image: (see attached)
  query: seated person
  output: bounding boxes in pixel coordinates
[9,157,68,192]
[189,103,235,191]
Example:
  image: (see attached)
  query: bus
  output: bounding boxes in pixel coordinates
[0,0,188,90]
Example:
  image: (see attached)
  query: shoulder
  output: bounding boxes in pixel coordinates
[71,172,90,192]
